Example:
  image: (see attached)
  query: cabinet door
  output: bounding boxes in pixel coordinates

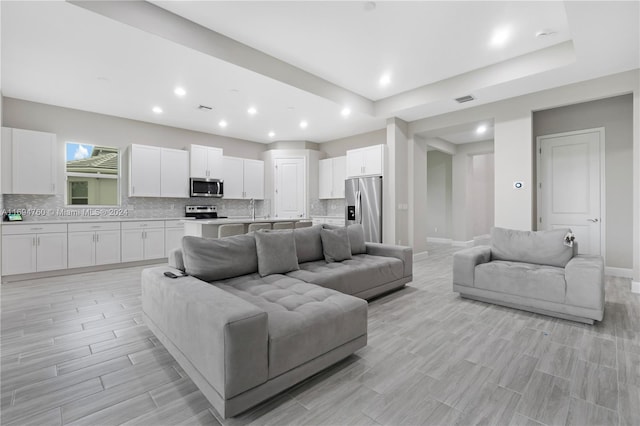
[121,229,144,262]
[165,227,184,257]
[160,148,189,198]
[207,147,224,179]
[190,145,208,178]
[12,129,57,195]
[362,145,383,176]
[318,159,332,199]
[68,231,95,268]
[2,234,37,275]
[243,159,264,199]
[143,228,165,260]
[332,156,347,198]
[130,145,161,197]
[36,233,68,272]
[95,230,121,265]
[222,156,245,199]
[346,149,364,177]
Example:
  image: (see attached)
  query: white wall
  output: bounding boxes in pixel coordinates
[471,153,495,237]
[320,129,386,158]
[533,94,633,269]
[427,150,452,239]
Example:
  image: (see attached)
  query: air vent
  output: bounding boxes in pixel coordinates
[198,104,213,111]
[455,95,475,104]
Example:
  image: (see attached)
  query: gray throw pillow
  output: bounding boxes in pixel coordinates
[294,225,324,263]
[182,234,258,282]
[322,224,367,255]
[254,230,299,277]
[320,227,352,262]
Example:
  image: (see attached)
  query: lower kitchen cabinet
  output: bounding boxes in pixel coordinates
[164,220,184,257]
[68,222,121,268]
[121,221,165,262]
[1,223,68,275]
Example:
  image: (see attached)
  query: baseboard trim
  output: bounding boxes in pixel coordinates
[427,237,452,244]
[632,281,640,294]
[605,267,633,278]
[451,240,474,248]
[413,251,429,261]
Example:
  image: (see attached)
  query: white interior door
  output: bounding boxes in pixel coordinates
[537,128,603,255]
[275,158,305,218]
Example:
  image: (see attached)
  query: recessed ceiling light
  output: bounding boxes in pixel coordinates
[379,74,391,86]
[152,106,163,114]
[341,107,351,117]
[490,27,510,47]
[535,29,557,38]
[268,131,275,138]
[476,125,487,134]
[300,120,308,129]
[174,87,186,97]
[219,120,228,128]
[247,107,257,115]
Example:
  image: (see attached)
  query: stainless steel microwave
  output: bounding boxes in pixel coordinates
[190,178,224,198]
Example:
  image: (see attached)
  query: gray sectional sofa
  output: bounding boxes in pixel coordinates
[141,224,412,418]
[453,227,604,324]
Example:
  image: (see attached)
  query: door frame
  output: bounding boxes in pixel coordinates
[536,127,606,260]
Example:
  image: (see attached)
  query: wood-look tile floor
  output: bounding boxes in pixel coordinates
[2,243,639,425]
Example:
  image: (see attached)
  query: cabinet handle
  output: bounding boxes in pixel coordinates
[37,237,40,246]
[132,186,135,195]
[51,183,55,192]
[30,227,43,231]
[92,234,95,242]
[91,225,100,229]
[96,234,99,243]
[32,237,36,246]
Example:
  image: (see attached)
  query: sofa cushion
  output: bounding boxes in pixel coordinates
[294,225,324,263]
[214,273,367,379]
[288,254,404,296]
[182,235,258,282]
[491,227,574,268]
[475,260,566,304]
[254,230,299,277]
[323,224,367,255]
[320,227,352,262]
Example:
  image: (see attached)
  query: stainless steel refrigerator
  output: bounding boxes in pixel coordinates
[345,176,383,243]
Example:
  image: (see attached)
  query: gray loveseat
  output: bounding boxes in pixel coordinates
[141,224,412,418]
[453,227,604,324]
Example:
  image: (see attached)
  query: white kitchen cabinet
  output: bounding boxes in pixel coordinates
[190,144,223,179]
[346,145,384,177]
[129,145,189,198]
[68,222,121,268]
[319,156,346,199]
[121,221,165,262]
[129,144,161,197]
[1,127,58,195]
[160,148,189,198]
[222,156,264,199]
[1,223,68,275]
[164,220,184,257]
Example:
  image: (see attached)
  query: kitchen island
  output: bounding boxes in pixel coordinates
[182,218,310,238]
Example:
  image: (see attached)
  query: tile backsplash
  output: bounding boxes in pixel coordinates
[310,199,345,217]
[1,194,267,221]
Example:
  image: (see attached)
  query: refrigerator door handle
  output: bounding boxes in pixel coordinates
[358,190,363,224]
[355,190,361,224]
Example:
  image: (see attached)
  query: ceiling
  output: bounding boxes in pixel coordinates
[1,1,638,145]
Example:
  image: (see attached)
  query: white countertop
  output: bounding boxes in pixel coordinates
[310,215,343,219]
[2,217,193,225]
[184,218,310,225]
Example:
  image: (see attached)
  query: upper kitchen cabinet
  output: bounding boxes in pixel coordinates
[346,144,384,177]
[189,144,223,179]
[128,145,189,197]
[2,127,58,195]
[222,156,264,199]
[319,156,346,199]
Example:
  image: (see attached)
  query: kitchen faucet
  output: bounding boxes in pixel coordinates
[249,198,255,220]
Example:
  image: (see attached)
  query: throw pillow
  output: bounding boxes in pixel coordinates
[294,225,324,263]
[254,230,300,277]
[320,227,352,262]
[182,234,258,282]
[323,223,367,255]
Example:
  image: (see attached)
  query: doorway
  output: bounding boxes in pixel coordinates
[274,158,305,218]
[537,128,604,256]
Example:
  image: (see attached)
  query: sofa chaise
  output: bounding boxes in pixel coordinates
[452,227,604,324]
[141,224,412,418]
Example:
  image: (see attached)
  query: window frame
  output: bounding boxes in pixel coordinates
[64,142,121,208]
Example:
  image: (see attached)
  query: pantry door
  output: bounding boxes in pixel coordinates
[274,158,305,218]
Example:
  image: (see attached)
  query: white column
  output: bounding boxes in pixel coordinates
[633,70,640,292]
[384,117,409,245]
[409,136,428,254]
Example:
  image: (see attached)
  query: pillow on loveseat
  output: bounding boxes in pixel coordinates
[182,234,258,282]
[254,230,300,277]
[320,227,352,262]
[491,227,574,268]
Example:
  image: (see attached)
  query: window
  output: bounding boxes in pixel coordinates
[65,142,119,206]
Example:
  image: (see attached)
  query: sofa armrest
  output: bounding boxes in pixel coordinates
[452,245,491,287]
[168,247,185,271]
[141,267,268,399]
[565,255,604,312]
[365,242,413,277]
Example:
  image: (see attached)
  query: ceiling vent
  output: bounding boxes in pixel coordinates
[454,95,475,104]
[198,104,213,111]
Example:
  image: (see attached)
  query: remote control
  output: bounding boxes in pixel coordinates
[164,271,179,279]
